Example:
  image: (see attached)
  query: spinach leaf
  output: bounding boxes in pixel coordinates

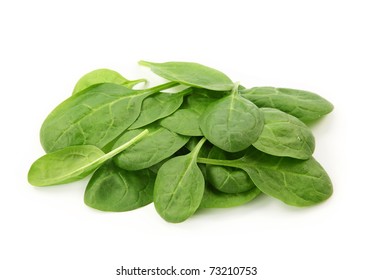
[240,87,334,123]
[206,146,255,193]
[200,185,261,208]
[185,88,227,113]
[198,147,333,206]
[159,88,224,136]
[253,108,315,159]
[129,88,192,129]
[160,108,203,136]
[40,82,177,152]
[72,68,146,95]
[113,124,189,170]
[153,138,206,223]
[200,85,264,152]
[28,130,148,186]
[84,161,154,211]
[139,60,234,91]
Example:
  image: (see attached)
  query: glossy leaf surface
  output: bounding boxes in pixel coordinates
[40,82,175,152]
[241,87,334,122]
[72,68,146,95]
[206,146,255,193]
[154,138,206,223]
[129,88,191,129]
[253,108,315,159]
[28,130,148,186]
[200,185,261,208]
[113,125,189,170]
[84,161,154,211]
[198,147,333,206]
[139,60,234,91]
[200,90,264,152]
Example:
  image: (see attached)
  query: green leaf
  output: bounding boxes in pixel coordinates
[253,108,315,159]
[200,86,264,152]
[185,88,228,113]
[240,87,334,122]
[129,88,191,129]
[139,60,234,91]
[154,138,206,223]
[206,146,255,193]
[40,82,176,152]
[113,124,189,170]
[160,108,203,136]
[28,130,148,186]
[84,161,155,211]
[197,148,333,207]
[200,185,261,208]
[72,68,146,95]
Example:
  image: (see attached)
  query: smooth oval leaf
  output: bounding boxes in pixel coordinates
[200,92,264,152]
[84,161,155,211]
[240,87,334,122]
[198,148,333,207]
[153,138,206,223]
[72,68,146,95]
[40,82,175,152]
[253,108,315,159]
[139,60,234,91]
[28,130,148,186]
[239,149,333,206]
[129,88,191,129]
[113,125,189,170]
[206,146,255,193]
[160,108,203,136]
[200,185,261,208]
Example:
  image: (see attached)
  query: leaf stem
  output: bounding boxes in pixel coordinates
[139,81,179,96]
[103,129,149,161]
[124,78,147,88]
[196,157,239,168]
[191,138,207,160]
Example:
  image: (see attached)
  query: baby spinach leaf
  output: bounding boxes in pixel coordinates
[129,88,192,129]
[40,82,177,153]
[240,87,334,123]
[153,138,206,223]
[159,89,225,136]
[72,68,146,95]
[186,88,227,113]
[206,146,255,193]
[28,130,148,186]
[253,108,315,159]
[160,108,203,136]
[139,60,234,91]
[84,161,155,211]
[113,124,189,170]
[200,85,264,152]
[197,147,333,207]
[200,185,261,208]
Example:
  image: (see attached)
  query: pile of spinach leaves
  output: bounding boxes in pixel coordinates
[28,61,333,223]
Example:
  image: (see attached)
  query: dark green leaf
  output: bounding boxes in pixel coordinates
[28,130,148,186]
[129,88,191,129]
[154,138,206,223]
[84,161,154,211]
[200,87,264,152]
[40,82,176,152]
[253,108,315,159]
[241,87,334,122]
[200,185,261,208]
[113,125,189,170]
[206,146,255,193]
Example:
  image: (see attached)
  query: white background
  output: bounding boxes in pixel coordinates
[1,0,372,279]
